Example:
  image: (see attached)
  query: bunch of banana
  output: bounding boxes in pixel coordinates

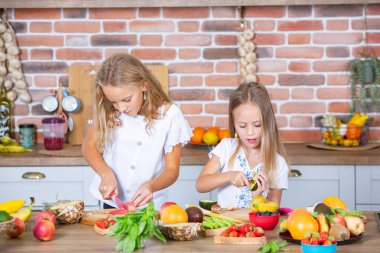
[254,201,279,213]
[202,216,236,230]
[11,197,34,222]
[0,136,32,153]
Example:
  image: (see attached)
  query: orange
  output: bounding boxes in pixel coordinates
[218,129,231,141]
[322,196,348,210]
[191,127,206,144]
[206,126,220,135]
[160,205,188,224]
[203,132,219,145]
[287,208,319,240]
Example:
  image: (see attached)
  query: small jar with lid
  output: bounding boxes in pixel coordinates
[19,124,35,148]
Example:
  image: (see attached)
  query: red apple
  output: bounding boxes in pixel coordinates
[332,213,346,227]
[160,202,177,211]
[35,210,57,225]
[33,220,55,241]
[3,218,25,238]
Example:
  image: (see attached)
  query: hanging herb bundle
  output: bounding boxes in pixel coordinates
[108,201,166,253]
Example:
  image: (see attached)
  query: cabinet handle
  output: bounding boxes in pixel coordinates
[22,172,46,179]
[290,169,302,177]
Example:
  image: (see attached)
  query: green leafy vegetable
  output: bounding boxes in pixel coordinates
[258,240,287,253]
[108,202,166,253]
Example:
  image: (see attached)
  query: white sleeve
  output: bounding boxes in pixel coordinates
[208,138,230,168]
[164,106,193,153]
[271,155,289,189]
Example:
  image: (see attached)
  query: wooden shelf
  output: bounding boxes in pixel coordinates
[1,0,377,8]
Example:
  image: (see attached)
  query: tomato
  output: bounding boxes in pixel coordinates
[159,205,188,224]
[287,208,319,240]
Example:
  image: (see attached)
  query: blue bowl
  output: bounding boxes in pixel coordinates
[301,243,337,253]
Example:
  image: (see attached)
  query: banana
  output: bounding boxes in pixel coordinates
[0,144,32,153]
[0,199,26,214]
[279,219,288,233]
[254,201,279,213]
[11,197,34,222]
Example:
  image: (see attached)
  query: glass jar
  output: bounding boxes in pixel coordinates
[42,117,66,150]
[19,124,35,148]
[0,84,11,137]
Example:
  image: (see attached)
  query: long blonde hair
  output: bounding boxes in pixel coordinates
[227,82,289,186]
[95,53,170,152]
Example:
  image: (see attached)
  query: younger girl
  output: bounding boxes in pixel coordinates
[196,82,289,208]
[82,53,192,209]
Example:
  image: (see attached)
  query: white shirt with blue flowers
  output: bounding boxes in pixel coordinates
[209,138,289,208]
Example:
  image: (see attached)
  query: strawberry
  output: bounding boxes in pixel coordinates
[248,231,256,237]
[328,235,337,244]
[319,232,329,244]
[301,238,310,245]
[238,232,246,237]
[229,231,238,237]
[238,224,251,234]
[253,227,264,237]
[310,237,319,245]
[323,240,332,246]
[220,230,229,237]
[228,224,238,232]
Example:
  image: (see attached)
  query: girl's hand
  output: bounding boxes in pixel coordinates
[251,171,268,196]
[131,182,154,207]
[99,170,118,200]
[229,171,250,188]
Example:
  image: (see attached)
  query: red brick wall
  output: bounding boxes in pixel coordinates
[7,5,380,143]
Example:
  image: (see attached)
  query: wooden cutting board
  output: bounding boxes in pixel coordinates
[219,208,251,222]
[68,63,169,145]
[214,235,267,244]
[80,209,116,226]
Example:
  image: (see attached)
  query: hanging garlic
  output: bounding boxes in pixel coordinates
[6,90,17,101]
[239,21,258,84]
[0,13,32,103]
[4,80,13,91]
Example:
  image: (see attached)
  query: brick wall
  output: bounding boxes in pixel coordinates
[7,4,380,143]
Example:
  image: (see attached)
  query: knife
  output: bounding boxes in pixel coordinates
[109,191,125,209]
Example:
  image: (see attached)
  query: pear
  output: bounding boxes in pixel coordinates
[316,213,329,233]
[344,215,364,236]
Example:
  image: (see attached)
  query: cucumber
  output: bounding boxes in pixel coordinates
[199,200,217,211]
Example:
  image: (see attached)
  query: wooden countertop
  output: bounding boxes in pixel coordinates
[0,211,378,253]
[0,143,379,167]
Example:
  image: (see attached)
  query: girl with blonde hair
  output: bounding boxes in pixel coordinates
[83,53,192,209]
[196,82,289,208]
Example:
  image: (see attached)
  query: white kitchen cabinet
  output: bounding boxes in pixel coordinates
[281,165,355,210]
[356,166,380,211]
[167,166,217,207]
[0,166,100,210]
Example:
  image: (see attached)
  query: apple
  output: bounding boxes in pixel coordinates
[3,218,25,238]
[344,215,364,236]
[160,202,177,211]
[35,210,57,225]
[33,220,55,241]
[331,213,346,227]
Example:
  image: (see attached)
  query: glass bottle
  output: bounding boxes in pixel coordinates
[0,84,12,137]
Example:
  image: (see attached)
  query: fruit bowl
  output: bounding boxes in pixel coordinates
[320,125,369,147]
[249,212,280,230]
[301,243,337,253]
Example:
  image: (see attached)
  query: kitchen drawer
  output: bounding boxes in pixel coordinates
[281,165,355,210]
[0,166,99,210]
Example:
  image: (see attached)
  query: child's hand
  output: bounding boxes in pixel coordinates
[99,170,118,200]
[252,171,268,196]
[229,171,250,188]
[131,182,154,207]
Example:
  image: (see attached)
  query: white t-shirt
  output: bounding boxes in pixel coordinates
[90,104,192,209]
[209,138,289,208]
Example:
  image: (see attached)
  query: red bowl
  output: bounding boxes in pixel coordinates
[249,212,280,230]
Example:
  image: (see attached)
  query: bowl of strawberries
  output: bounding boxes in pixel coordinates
[301,232,337,253]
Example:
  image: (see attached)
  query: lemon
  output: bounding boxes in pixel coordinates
[203,132,219,145]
